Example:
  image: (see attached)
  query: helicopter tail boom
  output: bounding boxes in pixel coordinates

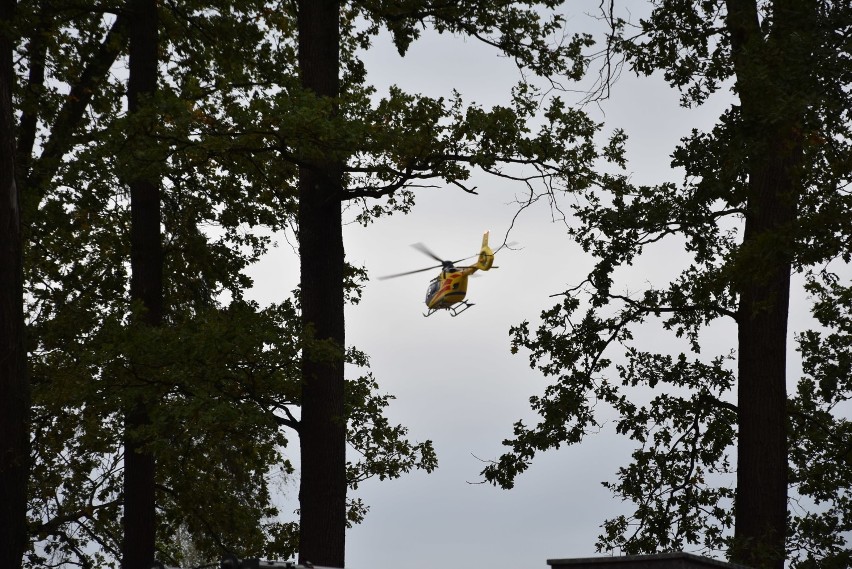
[474,231,495,272]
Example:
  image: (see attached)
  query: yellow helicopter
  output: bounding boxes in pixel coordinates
[380,231,495,317]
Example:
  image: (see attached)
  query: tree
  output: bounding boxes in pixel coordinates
[483,2,852,568]
[14,0,300,559]
[123,0,160,567]
[1,1,29,568]
[294,2,348,565]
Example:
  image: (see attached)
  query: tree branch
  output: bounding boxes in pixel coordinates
[26,11,129,199]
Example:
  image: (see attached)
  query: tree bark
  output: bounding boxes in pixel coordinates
[296,1,347,567]
[0,2,30,568]
[726,1,813,567]
[733,138,797,569]
[122,1,160,568]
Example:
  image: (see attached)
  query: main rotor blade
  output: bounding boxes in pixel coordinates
[377,264,443,280]
[411,242,446,264]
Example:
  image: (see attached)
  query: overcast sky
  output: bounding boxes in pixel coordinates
[242,4,786,568]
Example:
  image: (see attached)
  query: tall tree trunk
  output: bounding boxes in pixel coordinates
[123,1,160,568]
[296,1,347,566]
[726,1,812,567]
[733,137,798,569]
[0,2,30,568]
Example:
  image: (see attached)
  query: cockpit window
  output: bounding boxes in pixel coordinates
[425,279,440,303]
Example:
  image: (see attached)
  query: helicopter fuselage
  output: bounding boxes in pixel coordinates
[424,267,476,310]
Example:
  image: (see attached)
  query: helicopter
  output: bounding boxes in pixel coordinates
[379,231,495,317]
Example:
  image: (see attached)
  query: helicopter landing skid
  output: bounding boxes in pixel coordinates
[423,301,475,318]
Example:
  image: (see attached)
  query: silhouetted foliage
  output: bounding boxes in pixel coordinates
[484,2,852,568]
